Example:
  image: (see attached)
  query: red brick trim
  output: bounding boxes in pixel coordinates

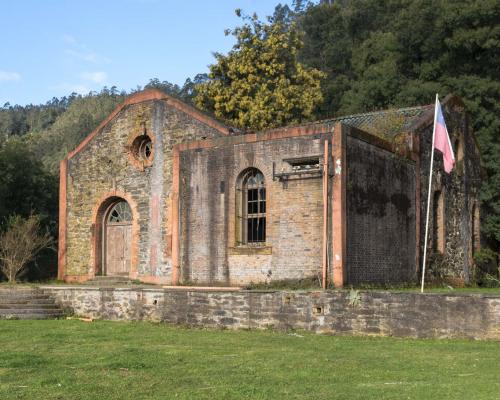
[331,123,347,288]
[126,129,156,171]
[67,89,232,161]
[90,190,140,280]
[171,147,180,285]
[57,158,68,280]
[175,123,334,153]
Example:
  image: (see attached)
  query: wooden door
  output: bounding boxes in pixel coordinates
[104,201,133,276]
[105,224,131,276]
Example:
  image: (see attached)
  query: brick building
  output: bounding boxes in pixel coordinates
[58,89,481,287]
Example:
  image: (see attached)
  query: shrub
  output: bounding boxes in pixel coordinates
[0,215,54,283]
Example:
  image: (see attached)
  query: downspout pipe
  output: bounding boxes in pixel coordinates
[322,140,329,289]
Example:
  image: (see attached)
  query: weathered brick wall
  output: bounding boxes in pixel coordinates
[179,135,329,285]
[418,100,482,283]
[346,135,417,285]
[41,286,500,340]
[65,99,222,281]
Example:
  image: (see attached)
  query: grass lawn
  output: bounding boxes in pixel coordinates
[0,321,499,399]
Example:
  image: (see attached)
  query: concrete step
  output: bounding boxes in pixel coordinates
[92,276,130,281]
[0,313,64,320]
[0,299,55,305]
[85,276,136,286]
[0,288,64,320]
[0,290,41,296]
[0,295,52,302]
[0,303,58,309]
[0,308,63,315]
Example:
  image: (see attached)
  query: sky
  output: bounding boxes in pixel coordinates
[0,0,292,106]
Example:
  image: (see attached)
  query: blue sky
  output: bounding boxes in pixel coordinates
[0,0,292,106]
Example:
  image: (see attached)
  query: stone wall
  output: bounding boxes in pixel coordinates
[41,286,500,340]
[417,99,482,283]
[179,134,330,285]
[346,135,417,285]
[64,98,223,282]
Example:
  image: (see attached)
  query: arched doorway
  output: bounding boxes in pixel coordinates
[103,200,132,276]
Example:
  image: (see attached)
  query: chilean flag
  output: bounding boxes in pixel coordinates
[433,99,455,173]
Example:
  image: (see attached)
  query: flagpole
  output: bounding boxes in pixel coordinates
[421,94,439,293]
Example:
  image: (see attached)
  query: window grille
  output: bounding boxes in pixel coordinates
[238,168,266,244]
[107,201,132,223]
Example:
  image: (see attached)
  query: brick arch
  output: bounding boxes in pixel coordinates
[233,160,273,218]
[90,190,140,279]
[233,160,271,187]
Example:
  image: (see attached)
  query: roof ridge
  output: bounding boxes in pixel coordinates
[331,104,433,122]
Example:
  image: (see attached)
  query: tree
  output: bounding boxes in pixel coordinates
[0,215,54,283]
[195,11,325,130]
[297,0,500,244]
[0,139,58,231]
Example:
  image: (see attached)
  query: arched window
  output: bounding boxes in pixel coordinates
[454,136,464,163]
[107,201,132,224]
[472,202,480,253]
[238,168,266,244]
[433,191,445,253]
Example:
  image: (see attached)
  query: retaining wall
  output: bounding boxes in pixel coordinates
[40,286,500,340]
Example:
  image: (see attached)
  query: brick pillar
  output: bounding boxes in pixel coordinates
[331,123,347,287]
[58,158,68,281]
[171,146,180,285]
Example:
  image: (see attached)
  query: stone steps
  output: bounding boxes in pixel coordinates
[0,313,64,320]
[0,288,64,320]
[0,299,55,305]
[84,276,135,286]
[0,303,61,309]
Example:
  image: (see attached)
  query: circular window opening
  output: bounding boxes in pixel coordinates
[132,135,153,163]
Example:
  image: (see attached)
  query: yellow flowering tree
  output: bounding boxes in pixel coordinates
[195,12,325,131]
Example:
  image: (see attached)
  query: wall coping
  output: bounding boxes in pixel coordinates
[38,286,500,298]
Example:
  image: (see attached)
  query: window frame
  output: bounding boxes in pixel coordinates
[236,168,266,246]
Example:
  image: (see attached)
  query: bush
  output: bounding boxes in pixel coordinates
[474,248,499,287]
[0,215,54,283]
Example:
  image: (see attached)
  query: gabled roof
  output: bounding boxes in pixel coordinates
[67,89,233,160]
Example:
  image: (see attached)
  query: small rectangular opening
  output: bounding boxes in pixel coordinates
[313,306,323,315]
[284,156,321,171]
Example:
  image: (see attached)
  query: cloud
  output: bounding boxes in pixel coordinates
[63,36,111,64]
[0,70,21,82]
[50,82,92,95]
[66,49,111,64]
[62,34,77,45]
[81,71,107,84]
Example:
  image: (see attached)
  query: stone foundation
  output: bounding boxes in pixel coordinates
[40,286,500,340]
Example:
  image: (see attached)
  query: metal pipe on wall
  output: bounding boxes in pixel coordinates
[322,140,329,289]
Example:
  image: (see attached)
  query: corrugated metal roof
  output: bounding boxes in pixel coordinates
[247,104,434,139]
[326,104,433,138]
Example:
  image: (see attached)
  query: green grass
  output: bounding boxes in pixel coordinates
[0,321,499,399]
